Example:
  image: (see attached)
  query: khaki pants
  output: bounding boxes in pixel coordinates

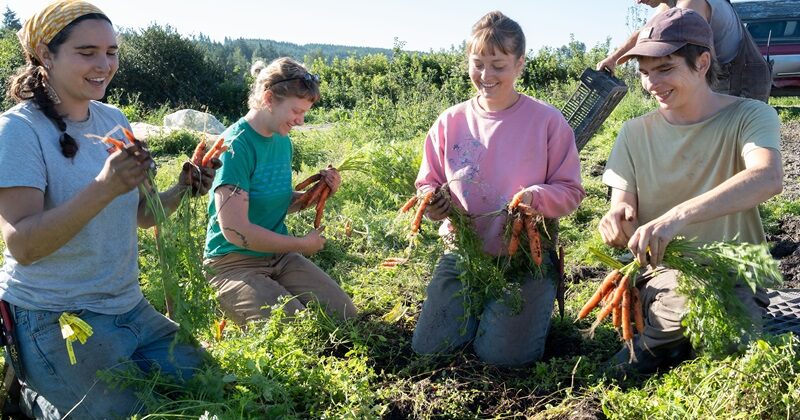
[204,252,357,325]
[636,269,768,352]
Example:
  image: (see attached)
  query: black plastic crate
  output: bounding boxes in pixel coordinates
[561,68,628,152]
[764,289,800,335]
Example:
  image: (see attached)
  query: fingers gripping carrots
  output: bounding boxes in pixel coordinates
[294,166,339,228]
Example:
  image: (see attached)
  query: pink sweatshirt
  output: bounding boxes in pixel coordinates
[415,94,585,256]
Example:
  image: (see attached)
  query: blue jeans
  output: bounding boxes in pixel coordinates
[11,298,203,419]
[412,253,557,367]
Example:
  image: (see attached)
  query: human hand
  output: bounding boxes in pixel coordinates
[299,226,326,255]
[596,55,618,73]
[598,202,638,248]
[320,165,341,194]
[627,210,686,268]
[425,187,451,221]
[181,158,222,196]
[96,142,154,198]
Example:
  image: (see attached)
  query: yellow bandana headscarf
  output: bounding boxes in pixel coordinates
[17,0,105,59]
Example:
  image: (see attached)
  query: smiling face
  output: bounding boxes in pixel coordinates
[39,18,118,115]
[266,95,315,136]
[468,50,524,111]
[637,52,711,114]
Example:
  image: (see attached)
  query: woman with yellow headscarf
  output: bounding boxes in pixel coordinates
[0,1,217,417]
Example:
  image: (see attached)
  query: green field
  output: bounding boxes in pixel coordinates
[1,26,799,417]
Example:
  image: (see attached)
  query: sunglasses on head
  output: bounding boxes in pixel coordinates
[269,73,320,89]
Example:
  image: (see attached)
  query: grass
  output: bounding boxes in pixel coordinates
[2,93,800,418]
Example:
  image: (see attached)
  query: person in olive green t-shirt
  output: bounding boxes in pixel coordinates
[598,9,782,376]
[204,57,356,325]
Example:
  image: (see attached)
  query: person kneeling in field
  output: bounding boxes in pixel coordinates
[598,8,782,376]
[410,11,585,367]
[203,58,357,325]
[0,1,216,418]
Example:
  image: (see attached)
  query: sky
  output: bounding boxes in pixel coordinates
[2,0,660,53]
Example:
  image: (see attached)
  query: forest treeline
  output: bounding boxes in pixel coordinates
[0,6,620,123]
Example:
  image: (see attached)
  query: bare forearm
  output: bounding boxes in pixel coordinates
[665,166,782,227]
[221,221,306,254]
[609,30,640,62]
[6,182,115,265]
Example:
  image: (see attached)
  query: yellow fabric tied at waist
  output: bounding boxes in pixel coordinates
[58,312,93,365]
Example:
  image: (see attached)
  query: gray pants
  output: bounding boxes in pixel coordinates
[412,253,557,367]
[205,252,357,325]
[635,269,768,352]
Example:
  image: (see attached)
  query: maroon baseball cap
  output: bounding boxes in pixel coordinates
[617,8,713,65]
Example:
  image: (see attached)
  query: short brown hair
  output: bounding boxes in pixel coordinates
[670,44,719,86]
[248,57,320,110]
[466,11,526,59]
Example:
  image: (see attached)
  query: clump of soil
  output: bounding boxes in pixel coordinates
[765,121,800,288]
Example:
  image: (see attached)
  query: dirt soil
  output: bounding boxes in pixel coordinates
[767,121,800,289]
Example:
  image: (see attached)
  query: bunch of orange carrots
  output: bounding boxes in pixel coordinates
[400,190,435,234]
[506,191,543,266]
[102,127,151,156]
[576,267,644,362]
[294,165,337,228]
[190,137,228,168]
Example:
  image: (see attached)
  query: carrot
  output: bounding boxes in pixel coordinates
[121,127,137,144]
[524,215,543,266]
[508,190,525,210]
[411,190,435,234]
[191,139,207,166]
[400,195,419,213]
[296,181,326,209]
[515,203,536,217]
[612,304,621,328]
[210,145,228,162]
[632,287,645,335]
[215,318,227,341]
[507,216,524,256]
[314,185,331,229]
[295,173,322,191]
[577,269,621,320]
[381,257,409,268]
[589,274,630,337]
[102,136,126,152]
[201,137,225,167]
[621,289,633,340]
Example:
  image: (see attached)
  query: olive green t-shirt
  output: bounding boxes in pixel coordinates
[602,98,780,244]
[204,118,293,258]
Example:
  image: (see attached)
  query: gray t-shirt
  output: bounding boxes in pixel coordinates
[707,0,743,64]
[0,101,143,314]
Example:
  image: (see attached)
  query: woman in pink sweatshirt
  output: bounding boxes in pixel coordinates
[411,11,585,366]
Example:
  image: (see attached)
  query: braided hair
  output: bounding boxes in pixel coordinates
[7,13,110,159]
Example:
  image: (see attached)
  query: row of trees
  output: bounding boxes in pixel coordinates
[1,9,619,121]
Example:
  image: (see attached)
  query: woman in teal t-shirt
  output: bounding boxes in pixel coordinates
[204,57,356,325]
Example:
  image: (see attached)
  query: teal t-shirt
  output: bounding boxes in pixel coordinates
[204,118,294,258]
